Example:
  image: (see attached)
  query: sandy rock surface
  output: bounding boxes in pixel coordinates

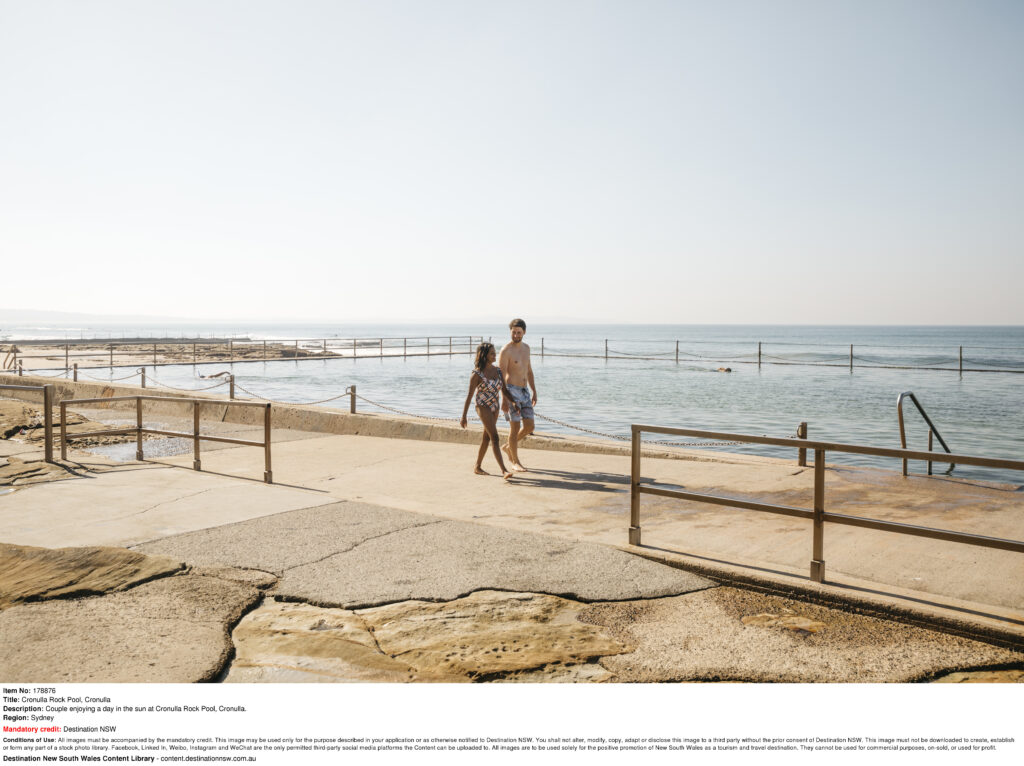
[360,590,629,681]
[581,587,1024,683]
[0,572,260,682]
[932,669,1024,683]
[0,543,184,608]
[226,590,629,683]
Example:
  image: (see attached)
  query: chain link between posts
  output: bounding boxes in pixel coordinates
[232,382,356,407]
[78,369,144,382]
[146,374,229,392]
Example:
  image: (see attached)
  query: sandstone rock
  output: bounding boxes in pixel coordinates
[224,591,630,683]
[0,574,259,682]
[740,610,827,634]
[359,590,630,681]
[581,588,1024,683]
[932,669,1024,683]
[224,599,445,683]
[0,543,184,608]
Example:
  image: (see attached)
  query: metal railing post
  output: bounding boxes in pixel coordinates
[449,336,452,355]
[541,338,545,359]
[229,374,235,400]
[959,346,963,375]
[73,363,78,382]
[65,344,69,372]
[135,397,144,461]
[352,338,356,359]
[153,343,157,365]
[139,368,146,388]
[849,344,853,372]
[427,337,430,356]
[17,361,22,376]
[193,401,201,471]
[629,425,642,545]
[43,384,54,463]
[323,338,327,355]
[797,422,808,467]
[676,340,679,364]
[263,403,273,484]
[758,342,762,368]
[350,385,356,414]
[60,401,68,461]
[810,449,826,582]
[263,340,267,361]
[380,338,383,357]
[605,339,608,360]
[404,338,407,358]
[193,343,197,365]
[229,339,234,361]
[109,345,114,368]
[928,429,934,476]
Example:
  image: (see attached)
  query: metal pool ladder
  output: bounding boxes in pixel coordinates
[897,391,955,476]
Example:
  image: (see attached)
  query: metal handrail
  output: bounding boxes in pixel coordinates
[59,395,273,483]
[0,383,55,462]
[629,424,1024,584]
[897,391,954,476]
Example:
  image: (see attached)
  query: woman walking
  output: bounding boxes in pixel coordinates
[460,342,517,480]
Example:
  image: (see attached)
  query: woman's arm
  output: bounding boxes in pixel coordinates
[498,377,520,414]
[460,374,480,428]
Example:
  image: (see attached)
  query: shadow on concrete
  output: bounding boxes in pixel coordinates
[508,468,627,493]
[141,460,330,493]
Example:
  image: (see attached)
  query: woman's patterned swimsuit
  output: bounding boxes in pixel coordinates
[474,369,502,413]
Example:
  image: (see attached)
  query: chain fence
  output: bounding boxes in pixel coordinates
[147,374,229,392]
[228,379,742,448]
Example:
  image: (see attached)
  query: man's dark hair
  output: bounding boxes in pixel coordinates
[509,318,526,331]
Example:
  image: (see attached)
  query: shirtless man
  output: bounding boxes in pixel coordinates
[499,318,537,471]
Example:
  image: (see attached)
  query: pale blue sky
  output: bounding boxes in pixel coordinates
[1,0,1021,323]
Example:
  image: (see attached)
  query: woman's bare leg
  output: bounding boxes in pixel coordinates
[478,407,513,479]
[475,428,490,474]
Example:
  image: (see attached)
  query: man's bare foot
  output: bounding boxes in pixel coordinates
[474,466,488,475]
[503,443,527,472]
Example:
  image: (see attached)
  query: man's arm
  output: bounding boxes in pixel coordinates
[498,344,511,411]
[527,349,537,405]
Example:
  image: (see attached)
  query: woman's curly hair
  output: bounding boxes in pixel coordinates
[474,342,495,371]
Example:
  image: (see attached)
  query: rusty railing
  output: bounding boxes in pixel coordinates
[0,383,55,462]
[59,395,273,483]
[629,424,1024,583]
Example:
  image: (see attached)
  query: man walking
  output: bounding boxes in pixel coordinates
[499,318,537,471]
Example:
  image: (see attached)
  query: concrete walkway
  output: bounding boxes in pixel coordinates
[4,421,1022,636]
[2,408,1023,683]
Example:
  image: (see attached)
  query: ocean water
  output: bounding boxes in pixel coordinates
[7,322,1024,484]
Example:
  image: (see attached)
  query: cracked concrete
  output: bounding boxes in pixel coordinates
[135,501,715,608]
